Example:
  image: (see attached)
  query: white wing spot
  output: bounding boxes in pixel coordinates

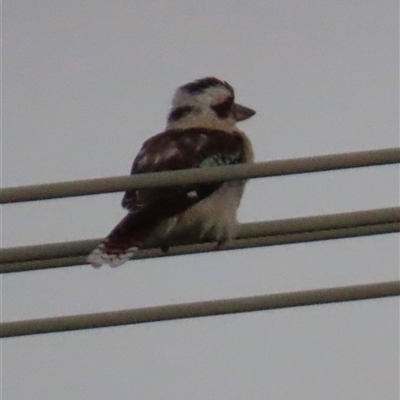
[187,190,198,199]
[165,146,180,158]
[137,154,149,169]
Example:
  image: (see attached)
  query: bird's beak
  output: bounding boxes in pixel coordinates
[232,103,256,121]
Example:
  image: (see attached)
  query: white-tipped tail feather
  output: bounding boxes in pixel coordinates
[87,244,139,268]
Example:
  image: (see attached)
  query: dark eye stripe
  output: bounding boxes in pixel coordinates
[167,106,194,122]
[211,97,234,119]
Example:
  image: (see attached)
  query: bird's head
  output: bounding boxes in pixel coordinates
[166,77,256,131]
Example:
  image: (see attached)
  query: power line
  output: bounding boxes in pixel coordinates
[3,206,398,263]
[1,151,398,337]
[2,224,398,273]
[1,280,399,338]
[2,207,399,273]
[1,148,399,204]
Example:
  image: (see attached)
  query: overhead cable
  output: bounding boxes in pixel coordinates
[1,148,399,204]
[1,207,399,273]
[1,280,399,338]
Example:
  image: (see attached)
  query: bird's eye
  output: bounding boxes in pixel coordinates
[211,96,234,119]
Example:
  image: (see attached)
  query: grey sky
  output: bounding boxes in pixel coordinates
[2,1,399,399]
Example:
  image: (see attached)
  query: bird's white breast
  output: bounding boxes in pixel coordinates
[144,181,246,248]
[144,129,254,249]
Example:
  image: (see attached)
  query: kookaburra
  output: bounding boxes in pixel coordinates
[88,77,255,267]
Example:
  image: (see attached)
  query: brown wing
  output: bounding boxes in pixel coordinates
[121,128,245,219]
[87,128,246,265]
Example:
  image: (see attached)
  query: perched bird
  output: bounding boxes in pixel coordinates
[88,77,255,267]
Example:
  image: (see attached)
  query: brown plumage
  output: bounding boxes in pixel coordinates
[88,77,255,267]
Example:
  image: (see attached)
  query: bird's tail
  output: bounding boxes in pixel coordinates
[87,213,149,268]
[87,189,193,268]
